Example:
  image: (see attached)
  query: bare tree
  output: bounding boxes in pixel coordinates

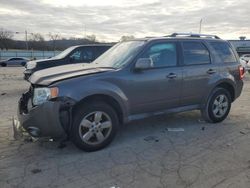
[49,33,61,51]
[120,35,135,42]
[29,33,45,42]
[86,34,96,42]
[0,28,14,50]
[29,33,46,50]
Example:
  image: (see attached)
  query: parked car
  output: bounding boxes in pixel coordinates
[0,57,29,67]
[240,54,250,73]
[14,33,244,151]
[240,54,250,62]
[24,44,113,80]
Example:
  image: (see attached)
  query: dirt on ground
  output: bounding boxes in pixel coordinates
[0,67,250,188]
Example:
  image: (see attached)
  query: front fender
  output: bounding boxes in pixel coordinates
[56,80,129,122]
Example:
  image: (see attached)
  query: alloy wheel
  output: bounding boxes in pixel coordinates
[78,111,112,145]
[212,94,229,118]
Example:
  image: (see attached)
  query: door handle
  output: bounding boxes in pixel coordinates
[166,73,177,79]
[207,69,216,74]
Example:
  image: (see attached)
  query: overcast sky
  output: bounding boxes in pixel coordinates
[0,0,249,41]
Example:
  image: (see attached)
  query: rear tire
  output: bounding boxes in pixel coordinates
[71,102,119,152]
[21,62,26,66]
[202,88,231,123]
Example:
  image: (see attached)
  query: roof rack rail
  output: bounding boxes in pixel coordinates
[166,32,220,39]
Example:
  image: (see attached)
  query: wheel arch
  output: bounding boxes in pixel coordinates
[215,82,235,101]
[203,79,236,109]
[72,94,125,124]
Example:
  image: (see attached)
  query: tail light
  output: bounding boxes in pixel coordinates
[239,66,245,80]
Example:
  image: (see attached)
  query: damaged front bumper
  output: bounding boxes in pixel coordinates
[14,90,75,140]
[12,118,30,140]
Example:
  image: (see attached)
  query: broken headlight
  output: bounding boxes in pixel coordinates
[33,87,58,105]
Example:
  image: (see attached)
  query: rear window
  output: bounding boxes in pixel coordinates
[182,42,210,65]
[209,42,236,63]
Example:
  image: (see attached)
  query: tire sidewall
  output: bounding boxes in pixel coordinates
[205,88,232,123]
[71,102,119,152]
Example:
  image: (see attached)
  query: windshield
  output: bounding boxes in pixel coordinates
[53,46,76,59]
[92,40,145,69]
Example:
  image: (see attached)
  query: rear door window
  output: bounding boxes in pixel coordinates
[209,42,236,63]
[182,41,210,65]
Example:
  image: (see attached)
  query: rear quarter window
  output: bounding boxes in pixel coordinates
[209,42,237,63]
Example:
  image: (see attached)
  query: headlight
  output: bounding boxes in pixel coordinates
[26,62,36,69]
[33,87,59,105]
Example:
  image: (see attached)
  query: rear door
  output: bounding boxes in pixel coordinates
[180,40,218,106]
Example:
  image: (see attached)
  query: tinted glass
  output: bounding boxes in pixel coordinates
[210,42,236,63]
[81,48,94,62]
[182,42,210,65]
[141,43,177,67]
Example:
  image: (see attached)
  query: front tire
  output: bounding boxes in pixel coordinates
[71,102,119,152]
[1,63,6,67]
[202,88,231,123]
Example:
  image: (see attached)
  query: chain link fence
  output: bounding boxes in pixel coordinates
[0,50,62,60]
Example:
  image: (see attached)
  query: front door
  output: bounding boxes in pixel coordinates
[126,41,183,114]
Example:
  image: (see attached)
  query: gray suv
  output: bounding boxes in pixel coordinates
[14,33,244,151]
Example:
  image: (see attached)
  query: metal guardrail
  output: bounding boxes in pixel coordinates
[0,50,62,60]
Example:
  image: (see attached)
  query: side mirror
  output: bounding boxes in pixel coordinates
[135,58,153,70]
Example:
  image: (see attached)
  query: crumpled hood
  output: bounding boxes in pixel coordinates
[29,63,113,86]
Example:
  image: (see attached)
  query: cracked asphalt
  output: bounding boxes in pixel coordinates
[0,67,249,188]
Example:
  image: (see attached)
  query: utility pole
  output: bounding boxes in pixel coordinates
[25,30,28,50]
[84,24,86,38]
[199,19,202,34]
